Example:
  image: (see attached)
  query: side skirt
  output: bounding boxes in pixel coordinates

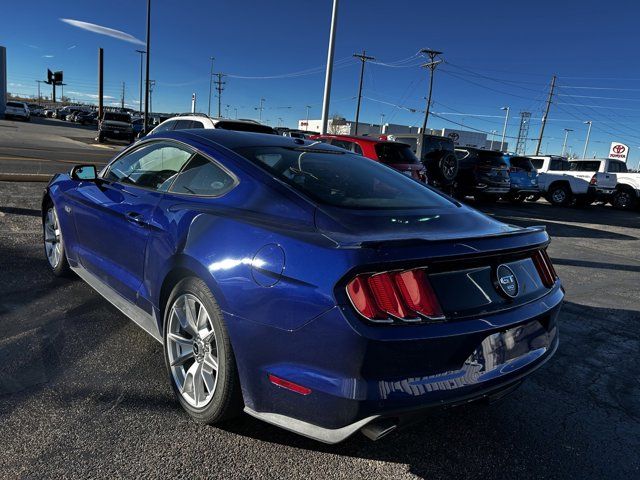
[71,265,163,343]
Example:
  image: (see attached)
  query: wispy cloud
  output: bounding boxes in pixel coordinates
[60,18,145,46]
[68,90,115,100]
[9,82,25,87]
[25,44,40,49]
[42,54,55,58]
[67,44,77,50]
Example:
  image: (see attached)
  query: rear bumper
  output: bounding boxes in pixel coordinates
[229,284,563,443]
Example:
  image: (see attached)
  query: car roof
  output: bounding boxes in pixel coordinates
[154,128,345,151]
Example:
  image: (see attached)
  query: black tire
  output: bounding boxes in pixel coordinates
[436,153,459,185]
[611,188,637,211]
[163,277,243,424]
[42,203,72,277]
[474,192,499,203]
[547,184,572,206]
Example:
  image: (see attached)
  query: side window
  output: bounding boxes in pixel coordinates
[190,121,205,129]
[531,159,544,169]
[352,142,364,156]
[173,119,193,130]
[104,142,193,191]
[153,120,176,133]
[607,162,619,173]
[330,139,352,151]
[169,154,236,196]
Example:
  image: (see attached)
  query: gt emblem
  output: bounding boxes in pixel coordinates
[496,264,519,298]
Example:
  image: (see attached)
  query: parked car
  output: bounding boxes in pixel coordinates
[530,156,596,207]
[309,134,427,182]
[97,111,134,143]
[42,129,562,444]
[454,147,510,201]
[43,108,55,118]
[146,114,277,137]
[385,133,459,189]
[4,101,30,121]
[76,111,98,126]
[503,155,539,203]
[27,103,44,117]
[569,158,640,210]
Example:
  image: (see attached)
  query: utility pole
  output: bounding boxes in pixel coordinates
[500,106,510,151]
[352,49,375,136]
[255,98,266,122]
[418,48,443,158]
[121,82,125,109]
[36,80,44,102]
[582,121,592,159]
[60,83,67,103]
[212,73,225,117]
[320,0,339,134]
[143,0,151,133]
[380,113,385,134]
[149,80,155,114]
[490,130,497,150]
[207,56,215,116]
[561,128,573,156]
[98,48,104,118]
[136,49,145,114]
[234,107,238,119]
[535,74,556,155]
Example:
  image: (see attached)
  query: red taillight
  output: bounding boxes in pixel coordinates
[346,269,444,324]
[268,374,312,395]
[532,249,558,288]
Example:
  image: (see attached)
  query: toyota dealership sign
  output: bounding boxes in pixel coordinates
[608,142,629,162]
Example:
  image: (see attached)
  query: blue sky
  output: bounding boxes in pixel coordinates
[4,0,640,162]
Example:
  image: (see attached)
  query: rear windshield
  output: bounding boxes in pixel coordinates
[7,102,23,108]
[234,146,451,209]
[103,112,131,122]
[215,121,276,135]
[570,161,601,171]
[423,136,455,152]
[374,143,421,165]
[509,156,534,171]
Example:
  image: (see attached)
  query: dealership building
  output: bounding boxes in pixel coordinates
[299,118,508,151]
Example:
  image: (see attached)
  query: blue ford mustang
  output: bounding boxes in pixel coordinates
[42,129,562,443]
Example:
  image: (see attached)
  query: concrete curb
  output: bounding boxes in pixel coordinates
[0,173,52,182]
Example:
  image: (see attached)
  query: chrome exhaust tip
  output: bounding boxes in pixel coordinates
[360,418,398,441]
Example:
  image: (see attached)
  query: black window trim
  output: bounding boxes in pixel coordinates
[100,138,240,197]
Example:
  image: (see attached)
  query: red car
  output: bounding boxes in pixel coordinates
[309,134,427,182]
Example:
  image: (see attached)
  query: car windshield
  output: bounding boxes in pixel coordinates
[234,146,450,209]
[374,143,421,165]
[215,121,276,134]
[570,161,601,171]
[7,102,23,108]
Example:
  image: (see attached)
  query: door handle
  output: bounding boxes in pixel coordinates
[126,211,147,226]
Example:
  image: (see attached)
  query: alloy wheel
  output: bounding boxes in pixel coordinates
[167,293,219,408]
[615,191,631,209]
[552,189,566,204]
[44,207,62,268]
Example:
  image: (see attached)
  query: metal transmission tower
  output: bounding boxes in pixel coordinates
[213,73,226,117]
[352,50,375,135]
[515,112,531,155]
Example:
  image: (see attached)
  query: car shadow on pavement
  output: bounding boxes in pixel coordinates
[220,300,640,478]
[0,206,41,217]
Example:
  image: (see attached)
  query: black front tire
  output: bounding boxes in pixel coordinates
[43,204,72,277]
[163,277,243,425]
[611,188,637,210]
[547,184,572,206]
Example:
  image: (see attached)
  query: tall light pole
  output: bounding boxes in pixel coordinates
[490,130,497,150]
[305,105,311,130]
[255,98,265,122]
[561,128,573,156]
[207,56,215,116]
[582,121,592,159]
[380,113,385,134]
[143,0,151,133]
[500,106,510,151]
[136,50,145,114]
[320,0,339,134]
[418,48,443,158]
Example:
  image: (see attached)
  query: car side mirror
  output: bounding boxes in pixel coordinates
[70,164,97,181]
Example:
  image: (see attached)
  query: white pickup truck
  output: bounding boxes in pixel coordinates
[529,156,596,207]
[530,156,640,209]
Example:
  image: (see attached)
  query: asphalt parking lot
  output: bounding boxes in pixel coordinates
[1,121,639,479]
